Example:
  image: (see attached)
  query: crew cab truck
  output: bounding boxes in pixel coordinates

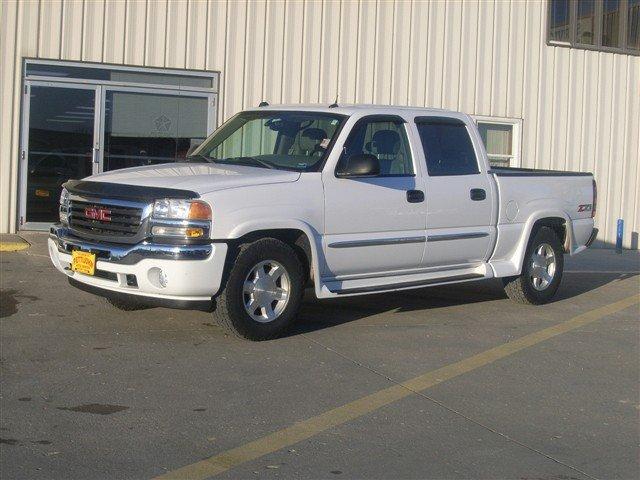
[49,105,598,340]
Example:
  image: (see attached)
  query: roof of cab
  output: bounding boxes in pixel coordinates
[243,103,466,118]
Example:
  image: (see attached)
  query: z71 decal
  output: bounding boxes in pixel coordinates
[578,204,592,213]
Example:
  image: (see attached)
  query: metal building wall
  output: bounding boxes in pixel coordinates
[1,0,638,247]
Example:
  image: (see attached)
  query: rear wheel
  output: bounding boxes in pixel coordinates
[213,238,304,340]
[503,226,564,305]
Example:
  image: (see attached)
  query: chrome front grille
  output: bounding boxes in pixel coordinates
[68,196,150,244]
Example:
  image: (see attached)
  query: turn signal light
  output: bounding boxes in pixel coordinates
[188,201,212,221]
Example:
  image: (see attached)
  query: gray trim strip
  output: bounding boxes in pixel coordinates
[331,273,484,295]
[427,232,489,242]
[323,263,474,282]
[328,236,426,249]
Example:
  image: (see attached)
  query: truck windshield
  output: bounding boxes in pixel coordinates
[189,111,346,172]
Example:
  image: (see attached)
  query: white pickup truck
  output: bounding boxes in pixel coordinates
[49,105,597,340]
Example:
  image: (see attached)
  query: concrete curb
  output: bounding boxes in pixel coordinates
[0,234,30,252]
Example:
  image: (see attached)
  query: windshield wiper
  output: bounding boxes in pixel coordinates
[215,156,275,169]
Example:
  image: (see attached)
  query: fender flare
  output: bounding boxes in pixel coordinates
[510,210,574,275]
[228,219,325,297]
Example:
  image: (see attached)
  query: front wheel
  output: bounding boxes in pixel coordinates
[213,238,305,340]
[503,226,564,305]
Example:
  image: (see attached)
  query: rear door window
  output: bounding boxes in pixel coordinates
[415,118,479,176]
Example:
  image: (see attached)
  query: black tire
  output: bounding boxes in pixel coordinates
[213,238,305,340]
[105,296,148,311]
[503,226,564,305]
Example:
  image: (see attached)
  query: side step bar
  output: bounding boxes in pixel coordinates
[329,273,485,295]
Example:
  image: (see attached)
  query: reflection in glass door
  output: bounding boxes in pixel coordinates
[22,84,98,224]
[102,90,211,172]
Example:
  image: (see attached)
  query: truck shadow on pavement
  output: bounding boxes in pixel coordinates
[287,272,637,336]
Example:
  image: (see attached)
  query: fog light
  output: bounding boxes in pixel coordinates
[158,270,168,288]
[148,267,168,288]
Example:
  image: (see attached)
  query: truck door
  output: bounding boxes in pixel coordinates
[414,116,494,268]
[322,115,427,278]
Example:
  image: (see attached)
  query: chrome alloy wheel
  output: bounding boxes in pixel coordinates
[530,243,556,291]
[242,260,291,323]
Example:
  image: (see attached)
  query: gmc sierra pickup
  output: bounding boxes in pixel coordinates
[49,105,598,340]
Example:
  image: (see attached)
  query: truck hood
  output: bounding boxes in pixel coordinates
[87,162,300,194]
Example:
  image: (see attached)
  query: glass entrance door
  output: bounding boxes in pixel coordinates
[19,79,215,230]
[21,83,99,226]
[101,88,212,172]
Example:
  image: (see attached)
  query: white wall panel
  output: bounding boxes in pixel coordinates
[390,0,411,106]
[38,0,63,59]
[82,0,105,62]
[243,0,266,108]
[165,0,188,68]
[300,0,322,103]
[474,0,494,114]
[354,0,375,104]
[145,0,168,67]
[124,0,146,65]
[281,0,304,104]
[506,0,526,118]
[407,0,429,108]
[338,0,359,103]
[222,0,247,120]
[373,0,393,105]
[0,0,18,234]
[186,0,208,70]
[102,0,126,63]
[61,0,84,60]
[491,0,509,117]
[261,0,285,104]
[458,0,479,113]
[1,0,638,247]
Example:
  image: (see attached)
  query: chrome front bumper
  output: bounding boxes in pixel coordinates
[49,225,213,265]
[48,224,227,301]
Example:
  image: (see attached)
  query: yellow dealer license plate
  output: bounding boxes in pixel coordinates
[71,250,96,276]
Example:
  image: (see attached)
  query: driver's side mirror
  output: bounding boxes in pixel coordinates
[336,154,380,178]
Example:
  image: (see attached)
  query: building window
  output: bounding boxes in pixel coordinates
[474,117,522,168]
[547,0,639,55]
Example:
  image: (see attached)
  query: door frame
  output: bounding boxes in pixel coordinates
[18,81,218,230]
[19,81,102,231]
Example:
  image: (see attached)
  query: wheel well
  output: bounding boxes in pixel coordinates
[530,217,568,252]
[230,229,313,282]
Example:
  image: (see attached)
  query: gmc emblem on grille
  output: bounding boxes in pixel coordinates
[85,207,112,222]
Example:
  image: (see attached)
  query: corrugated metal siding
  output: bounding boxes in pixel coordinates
[0,0,638,248]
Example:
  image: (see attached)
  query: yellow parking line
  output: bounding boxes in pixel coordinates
[155,293,640,480]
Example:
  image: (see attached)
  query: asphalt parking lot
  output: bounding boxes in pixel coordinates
[1,233,638,480]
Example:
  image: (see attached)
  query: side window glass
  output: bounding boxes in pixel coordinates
[416,120,479,176]
[340,119,414,176]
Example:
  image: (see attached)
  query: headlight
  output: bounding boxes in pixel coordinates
[152,199,212,221]
[151,199,211,239]
[59,188,69,224]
